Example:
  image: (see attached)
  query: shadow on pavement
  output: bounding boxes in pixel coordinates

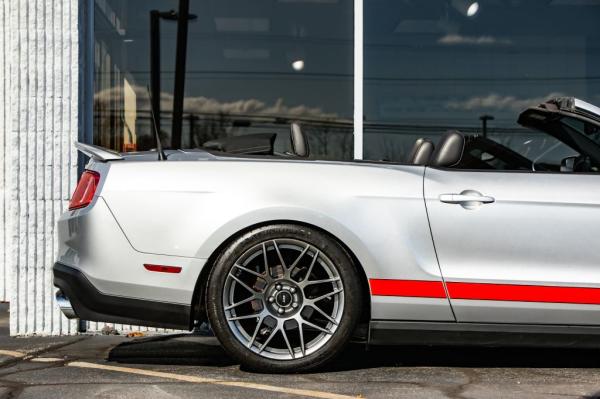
[108,334,236,367]
[108,332,600,371]
[326,344,600,371]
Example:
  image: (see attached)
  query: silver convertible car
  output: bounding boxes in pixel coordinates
[55,97,600,372]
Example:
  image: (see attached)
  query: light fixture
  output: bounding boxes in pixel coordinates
[467,2,479,17]
[451,0,480,17]
[292,60,305,71]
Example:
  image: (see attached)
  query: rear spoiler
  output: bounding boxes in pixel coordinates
[75,142,123,162]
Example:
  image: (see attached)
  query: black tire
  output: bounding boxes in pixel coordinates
[206,223,363,373]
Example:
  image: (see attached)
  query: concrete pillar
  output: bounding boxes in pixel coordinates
[0,0,9,304]
[1,0,80,335]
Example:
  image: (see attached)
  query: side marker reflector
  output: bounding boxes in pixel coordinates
[143,264,182,274]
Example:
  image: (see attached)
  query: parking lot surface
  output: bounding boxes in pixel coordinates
[1,305,600,398]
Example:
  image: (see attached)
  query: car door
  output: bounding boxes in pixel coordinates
[426,169,600,325]
[425,101,600,325]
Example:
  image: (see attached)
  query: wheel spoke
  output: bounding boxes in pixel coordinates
[303,277,341,286]
[308,288,343,304]
[272,240,287,271]
[302,319,333,335]
[228,273,259,294]
[298,321,306,357]
[247,315,265,348]
[227,313,261,322]
[281,326,295,359]
[258,326,278,354]
[302,249,320,283]
[234,264,265,279]
[262,243,269,269]
[308,304,339,326]
[288,244,309,274]
[225,294,258,311]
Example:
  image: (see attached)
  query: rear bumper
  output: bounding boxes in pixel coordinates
[53,262,191,330]
[56,196,204,306]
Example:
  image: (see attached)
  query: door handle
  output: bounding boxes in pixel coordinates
[439,190,495,208]
[439,194,495,204]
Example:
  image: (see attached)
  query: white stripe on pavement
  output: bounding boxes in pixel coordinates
[0,350,27,358]
[30,357,64,362]
[68,361,358,399]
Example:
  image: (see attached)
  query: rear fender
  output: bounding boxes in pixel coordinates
[194,206,378,278]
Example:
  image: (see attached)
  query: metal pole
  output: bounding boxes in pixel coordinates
[353,0,363,160]
[150,10,161,136]
[171,0,191,149]
[479,115,494,138]
[482,118,487,138]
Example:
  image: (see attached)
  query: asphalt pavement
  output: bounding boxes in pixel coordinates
[1,303,600,398]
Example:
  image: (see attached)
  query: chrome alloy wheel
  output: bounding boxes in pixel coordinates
[223,238,345,360]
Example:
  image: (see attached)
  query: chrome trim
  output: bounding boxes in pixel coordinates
[55,290,77,319]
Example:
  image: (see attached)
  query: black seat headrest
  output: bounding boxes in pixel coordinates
[407,138,435,165]
[430,130,465,167]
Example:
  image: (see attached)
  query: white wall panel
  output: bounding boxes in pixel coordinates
[0,0,9,303]
[1,0,80,335]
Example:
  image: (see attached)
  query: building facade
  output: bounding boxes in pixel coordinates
[1,0,600,335]
[1,0,81,335]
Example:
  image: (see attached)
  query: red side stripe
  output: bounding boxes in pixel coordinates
[369,279,600,305]
[143,264,182,274]
[447,282,600,305]
[370,279,447,298]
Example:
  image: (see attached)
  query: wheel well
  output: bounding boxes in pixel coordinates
[189,220,372,329]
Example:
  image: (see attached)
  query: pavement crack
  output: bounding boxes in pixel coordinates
[0,360,67,379]
[0,336,89,371]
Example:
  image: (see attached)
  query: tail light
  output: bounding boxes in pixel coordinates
[69,170,100,210]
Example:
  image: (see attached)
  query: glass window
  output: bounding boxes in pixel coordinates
[94,0,178,152]
[453,113,600,173]
[364,0,600,163]
[454,130,579,171]
[93,0,354,160]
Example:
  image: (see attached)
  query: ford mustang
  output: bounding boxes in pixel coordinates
[54,97,600,372]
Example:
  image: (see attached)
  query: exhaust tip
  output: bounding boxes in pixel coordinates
[55,290,77,319]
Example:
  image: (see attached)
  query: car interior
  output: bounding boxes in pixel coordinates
[202,122,311,158]
[198,97,600,175]
[406,138,435,165]
[429,131,466,168]
[404,99,600,173]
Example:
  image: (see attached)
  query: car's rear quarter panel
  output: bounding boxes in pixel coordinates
[91,159,452,321]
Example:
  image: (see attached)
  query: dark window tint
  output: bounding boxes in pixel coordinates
[454,117,600,173]
[364,0,600,163]
[454,132,578,172]
[94,0,354,160]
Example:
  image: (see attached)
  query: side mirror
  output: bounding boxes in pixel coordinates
[290,123,309,158]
